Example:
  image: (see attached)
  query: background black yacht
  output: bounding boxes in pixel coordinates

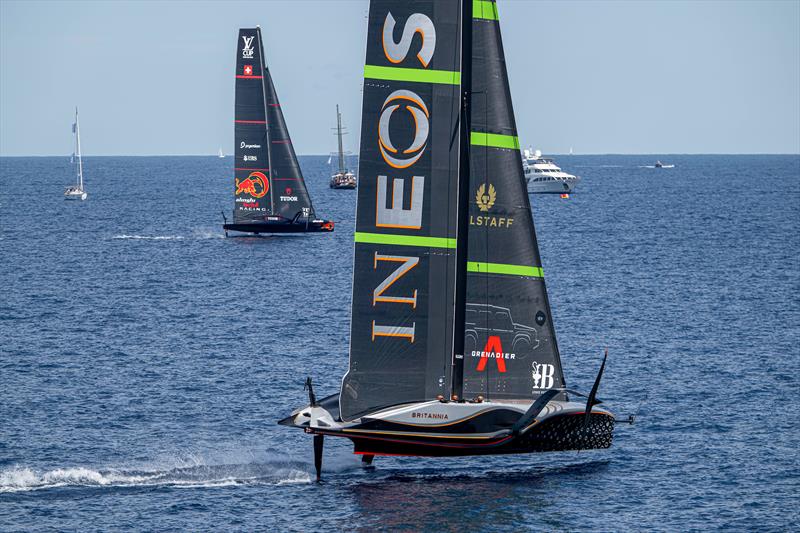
[223,27,333,235]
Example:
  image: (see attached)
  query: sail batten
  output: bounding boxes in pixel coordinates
[364,65,462,85]
[470,131,520,149]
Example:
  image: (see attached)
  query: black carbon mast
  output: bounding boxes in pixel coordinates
[450,0,473,401]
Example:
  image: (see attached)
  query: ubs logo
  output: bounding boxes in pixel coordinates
[378,90,429,169]
[241,35,255,59]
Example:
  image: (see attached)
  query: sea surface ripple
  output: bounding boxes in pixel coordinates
[1,155,798,531]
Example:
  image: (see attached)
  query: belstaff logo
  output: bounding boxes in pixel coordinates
[476,183,496,212]
[378,90,429,169]
[235,171,268,198]
[471,182,514,228]
[532,362,556,389]
[241,35,255,59]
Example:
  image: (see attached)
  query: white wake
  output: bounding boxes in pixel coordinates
[0,454,310,493]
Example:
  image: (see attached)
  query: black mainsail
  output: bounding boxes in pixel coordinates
[281,0,615,476]
[461,1,566,401]
[340,0,464,420]
[227,27,332,234]
[234,28,272,222]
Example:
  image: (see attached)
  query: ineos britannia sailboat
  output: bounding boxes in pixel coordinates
[64,107,87,201]
[222,27,333,235]
[330,105,357,189]
[280,0,615,478]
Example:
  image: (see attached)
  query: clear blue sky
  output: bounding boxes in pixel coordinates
[1,0,798,155]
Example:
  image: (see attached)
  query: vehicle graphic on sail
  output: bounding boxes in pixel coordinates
[279,0,617,479]
[222,27,333,235]
[464,303,540,362]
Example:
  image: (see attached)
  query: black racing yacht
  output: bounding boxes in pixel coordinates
[280,0,616,478]
[223,27,333,236]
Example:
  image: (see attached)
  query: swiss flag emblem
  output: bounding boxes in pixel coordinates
[243,65,253,76]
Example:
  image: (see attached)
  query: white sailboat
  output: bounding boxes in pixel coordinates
[64,107,87,201]
[218,147,225,158]
[329,105,357,189]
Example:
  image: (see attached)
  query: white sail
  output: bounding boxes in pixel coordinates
[76,109,83,190]
[65,107,87,200]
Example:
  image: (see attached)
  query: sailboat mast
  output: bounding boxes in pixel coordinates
[450,0,473,401]
[336,105,346,174]
[257,28,275,215]
[75,107,83,189]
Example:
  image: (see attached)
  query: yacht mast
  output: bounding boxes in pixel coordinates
[450,0,473,400]
[75,107,83,189]
[336,105,346,174]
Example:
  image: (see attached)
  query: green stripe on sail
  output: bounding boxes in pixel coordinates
[470,131,520,150]
[467,262,544,278]
[355,232,457,249]
[473,0,499,20]
[364,65,461,85]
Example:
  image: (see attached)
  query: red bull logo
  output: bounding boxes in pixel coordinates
[235,171,269,198]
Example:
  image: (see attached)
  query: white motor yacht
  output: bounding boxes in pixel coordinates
[523,148,580,194]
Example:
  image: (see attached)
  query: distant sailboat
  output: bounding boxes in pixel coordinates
[218,148,225,158]
[222,27,333,235]
[281,0,615,479]
[329,105,357,189]
[64,107,87,201]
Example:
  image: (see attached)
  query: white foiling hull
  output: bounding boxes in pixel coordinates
[279,393,614,457]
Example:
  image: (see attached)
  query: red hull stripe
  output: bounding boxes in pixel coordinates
[315,429,513,450]
[234,120,267,124]
[235,75,263,79]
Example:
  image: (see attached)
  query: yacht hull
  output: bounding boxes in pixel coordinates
[223,219,334,235]
[525,176,580,194]
[279,395,614,457]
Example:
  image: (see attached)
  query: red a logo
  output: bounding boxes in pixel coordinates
[476,335,506,373]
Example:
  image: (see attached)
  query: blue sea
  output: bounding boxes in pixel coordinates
[1,154,798,531]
